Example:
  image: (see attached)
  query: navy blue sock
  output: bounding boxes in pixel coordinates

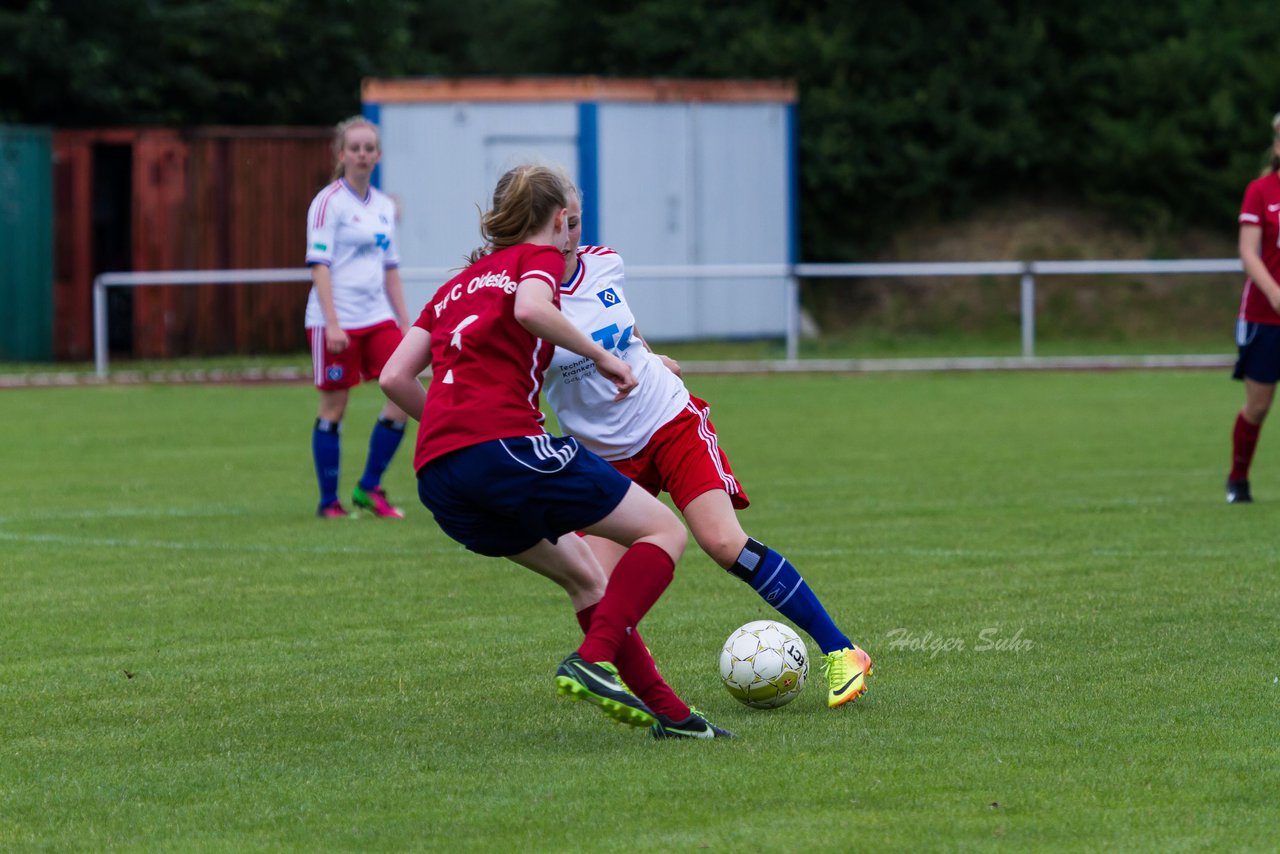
[358,416,406,491]
[313,418,342,507]
[730,538,853,655]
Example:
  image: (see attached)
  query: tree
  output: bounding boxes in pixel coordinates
[4,0,1279,258]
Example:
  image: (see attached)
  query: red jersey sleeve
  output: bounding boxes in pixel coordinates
[519,245,567,295]
[1235,175,1280,323]
[414,286,442,334]
[1240,179,1264,227]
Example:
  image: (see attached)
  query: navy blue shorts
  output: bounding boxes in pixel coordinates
[1233,320,1280,384]
[417,434,633,557]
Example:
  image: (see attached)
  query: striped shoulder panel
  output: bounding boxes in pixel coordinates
[561,256,587,294]
[312,181,343,228]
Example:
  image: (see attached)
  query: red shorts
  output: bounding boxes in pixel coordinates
[310,319,402,391]
[610,395,749,511]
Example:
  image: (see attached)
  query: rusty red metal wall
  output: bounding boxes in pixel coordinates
[133,130,188,358]
[53,127,332,361]
[52,134,93,360]
[183,129,334,356]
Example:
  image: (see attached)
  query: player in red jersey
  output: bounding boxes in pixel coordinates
[1227,113,1280,504]
[380,165,729,738]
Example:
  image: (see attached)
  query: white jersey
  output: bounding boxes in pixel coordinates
[544,246,689,460]
[304,178,400,329]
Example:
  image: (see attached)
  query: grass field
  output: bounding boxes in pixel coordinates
[2,371,1276,851]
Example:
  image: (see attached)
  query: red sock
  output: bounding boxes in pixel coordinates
[577,542,674,665]
[1231,412,1262,481]
[575,604,689,720]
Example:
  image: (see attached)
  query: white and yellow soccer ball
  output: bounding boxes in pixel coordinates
[719,620,808,708]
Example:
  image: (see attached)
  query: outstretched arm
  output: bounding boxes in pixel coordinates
[513,279,637,399]
[379,326,431,421]
[633,324,682,378]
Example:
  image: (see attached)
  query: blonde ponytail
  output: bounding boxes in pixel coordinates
[468,164,574,263]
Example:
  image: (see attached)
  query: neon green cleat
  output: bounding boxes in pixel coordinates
[821,646,873,708]
[555,653,657,728]
[352,485,405,519]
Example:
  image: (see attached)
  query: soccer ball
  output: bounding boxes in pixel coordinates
[719,620,808,708]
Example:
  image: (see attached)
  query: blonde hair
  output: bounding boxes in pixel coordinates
[331,116,380,180]
[468,164,575,263]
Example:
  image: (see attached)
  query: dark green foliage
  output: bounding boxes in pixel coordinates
[2,0,1278,256]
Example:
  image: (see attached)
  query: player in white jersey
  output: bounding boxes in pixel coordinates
[543,191,874,709]
[545,245,689,461]
[304,116,411,520]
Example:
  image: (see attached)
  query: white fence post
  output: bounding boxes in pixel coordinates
[93,276,109,378]
[1020,263,1036,358]
[785,272,800,363]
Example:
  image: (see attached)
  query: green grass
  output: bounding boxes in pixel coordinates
[1,373,1275,851]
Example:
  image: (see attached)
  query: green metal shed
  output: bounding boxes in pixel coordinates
[0,125,53,362]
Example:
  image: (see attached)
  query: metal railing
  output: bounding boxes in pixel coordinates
[92,258,1244,377]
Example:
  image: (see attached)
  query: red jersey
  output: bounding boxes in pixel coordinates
[1237,172,1280,324]
[412,243,567,470]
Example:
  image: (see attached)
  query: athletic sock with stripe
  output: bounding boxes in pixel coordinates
[730,537,852,655]
[312,418,341,507]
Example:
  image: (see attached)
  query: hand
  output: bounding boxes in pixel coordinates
[657,353,682,378]
[1269,291,1280,314]
[595,353,637,400]
[326,325,350,354]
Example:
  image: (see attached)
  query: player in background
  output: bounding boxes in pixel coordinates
[380,164,730,738]
[1228,112,1280,504]
[305,116,411,519]
[542,188,874,709]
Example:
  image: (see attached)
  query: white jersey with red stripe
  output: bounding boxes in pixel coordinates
[304,178,400,329]
[544,245,689,461]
